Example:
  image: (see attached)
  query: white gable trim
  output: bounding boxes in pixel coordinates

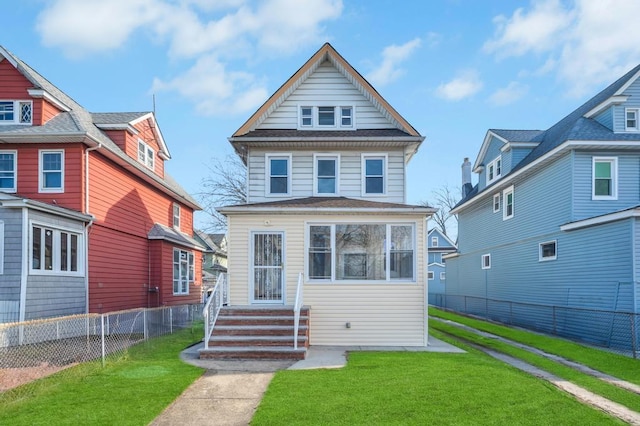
[614,68,640,96]
[560,208,640,231]
[27,89,71,112]
[500,142,539,152]
[583,95,629,118]
[473,131,508,172]
[427,228,457,248]
[0,46,17,68]
[130,112,171,160]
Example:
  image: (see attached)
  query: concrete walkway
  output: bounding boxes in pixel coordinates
[149,337,463,426]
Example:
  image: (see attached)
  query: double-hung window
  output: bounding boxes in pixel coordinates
[39,150,64,192]
[487,157,502,185]
[626,108,639,131]
[138,140,155,170]
[0,101,32,124]
[0,151,17,192]
[173,203,181,229]
[431,236,438,247]
[173,249,194,295]
[298,105,355,129]
[341,107,353,127]
[266,154,291,195]
[362,154,386,195]
[493,193,500,213]
[307,223,415,282]
[31,224,83,275]
[314,154,338,195]
[503,186,514,220]
[593,157,617,199]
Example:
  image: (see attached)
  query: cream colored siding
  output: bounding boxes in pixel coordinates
[259,62,392,130]
[226,212,427,346]
[248,149,406,203]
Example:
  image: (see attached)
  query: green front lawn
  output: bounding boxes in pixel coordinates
[252,338,621,425]
[0,325,204,426]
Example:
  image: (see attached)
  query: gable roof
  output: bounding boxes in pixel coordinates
[232,43,421,139]
[427,228,457,249]
[0,45,199,210]
[455,63,640,212]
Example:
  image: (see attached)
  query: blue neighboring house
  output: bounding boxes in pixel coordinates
[446,65,640,353]
[427,228,457,306]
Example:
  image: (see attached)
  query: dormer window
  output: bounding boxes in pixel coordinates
[298,105,355,129]
[626,108,639,131]
[137,140,155,170]
[486,157,502,185]
[0,101,32,125]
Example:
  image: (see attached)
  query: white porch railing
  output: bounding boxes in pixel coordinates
[293,272,304,350]
[203,273,228,350]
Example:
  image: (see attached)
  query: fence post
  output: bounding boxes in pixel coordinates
[101,314,105,368]
[144,309,148,341]
[170,307,173,334]
[631,314,637,359]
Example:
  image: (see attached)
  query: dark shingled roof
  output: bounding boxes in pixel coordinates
[231,128,416,139]
[91,112,150,125]
[489,129,545,143]
[148,223,206,250]
[221,196,432,210]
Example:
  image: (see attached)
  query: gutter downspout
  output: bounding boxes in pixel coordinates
[84,144,101,314]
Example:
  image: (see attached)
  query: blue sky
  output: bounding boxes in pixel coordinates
[3,0,640,228]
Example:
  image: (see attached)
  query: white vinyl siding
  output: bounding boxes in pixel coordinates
[259,62,394,130]
[226,213,427,346]
[248,149,406,203]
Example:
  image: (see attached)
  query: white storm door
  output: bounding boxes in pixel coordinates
[251,232,284,304]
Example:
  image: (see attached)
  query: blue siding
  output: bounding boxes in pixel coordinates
[572,151,640,221]
[0,208,23,302]
[477,136,505,192]
[594,108,613,130]
[510,147,534,168]
[428,263,446,294]
[613,78,640,131]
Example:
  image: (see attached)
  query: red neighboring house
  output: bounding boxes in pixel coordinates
[0,46,204,323]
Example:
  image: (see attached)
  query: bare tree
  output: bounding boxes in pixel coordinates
[421,183,460,244]
[199,154,247,231]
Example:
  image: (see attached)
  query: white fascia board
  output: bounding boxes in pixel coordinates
[27,89,72,112]
[500,142,539,153]
[0,198,94,222]
[614,69,640,96]
[473,130,508,172]
[229,136,424,143]
[130,112,171,160]
[583,95,629,118]
[442,252,459,260]
[560,208,640,231]
[218,206,437,215]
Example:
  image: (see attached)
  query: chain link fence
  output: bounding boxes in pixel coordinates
[431,294,639,358]
[0,304,203,394]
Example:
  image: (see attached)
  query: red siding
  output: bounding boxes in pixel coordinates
[103,129,127,152]
[0,59,31,98]
[128,118,165,179]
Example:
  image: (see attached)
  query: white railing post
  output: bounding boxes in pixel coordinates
[203,273,227,350]
[293,272,304,350]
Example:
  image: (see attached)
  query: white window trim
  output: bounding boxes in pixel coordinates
[173,248,194,295]
[265,153,292,197]
[440,271,446,280]
[0,150,17,193]
[305,221,416,284]
[481,253,491,269]
[361,153,387,197]
[29,221,84,276]
[625,108,639,131]
[493,193,500,213]
[0,100,32,125]
[137,139,155,170]
[313,153,340,196]
[173,203,181,229]
[592,157,618,200]
[486,156,502,185]
[428,270,434,280]
[431,236,438,247]
[539,240,557,262]
[38,149,64,193]
[297,104,356,130]
[503,185,514,220]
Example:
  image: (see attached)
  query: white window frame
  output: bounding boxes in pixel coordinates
[173,248,194,295]
[428,270,434,280]
[440,271,446,280]
[539,240,557,261]
[0,150,17,193]
[481,253,491,269]
[137,139,155,170]
[305,221,416,283]
[173,203,181,229]
[493,193,500,213]
[625,108,639,131]
[0,100,32,125]
[592,157,618,200]
[39,149,64,193]
[29,222,84,276]
[361,153,387,196]
[503,186,514,220]
[486,156,502,185]
[431,236,438,247]
[313,153,340,196]
[297,105,356,130]
[265,153,292,196]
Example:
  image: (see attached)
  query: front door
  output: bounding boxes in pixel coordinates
[251,232,284,304]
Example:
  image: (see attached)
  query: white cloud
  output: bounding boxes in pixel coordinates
[36,0,343,115]
[366,38,422,87]
[488,82,529,106]
[436,70,483,101]
[484,0,640,97]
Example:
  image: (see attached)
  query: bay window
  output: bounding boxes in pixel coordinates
[31,224,83,275]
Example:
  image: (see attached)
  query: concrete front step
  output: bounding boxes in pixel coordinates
[213,325,308,336]
[209,335,308,347]
[199,346,307,360]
